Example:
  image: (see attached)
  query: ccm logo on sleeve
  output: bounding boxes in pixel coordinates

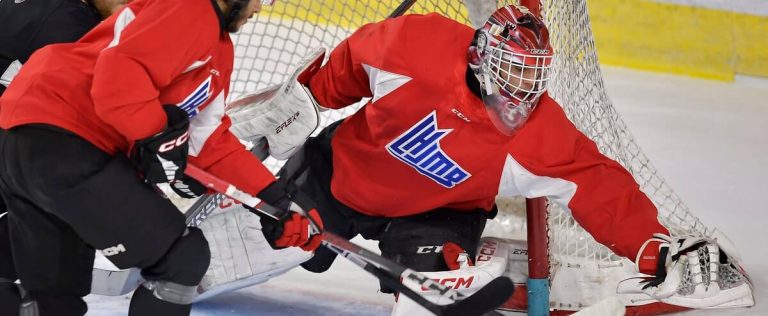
[386,111,471,188]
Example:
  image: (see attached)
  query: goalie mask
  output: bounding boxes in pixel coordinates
[468,5,553,135]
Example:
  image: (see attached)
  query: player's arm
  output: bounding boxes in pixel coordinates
[307,18,408,109]
[187,113,275,196]
[227,18,405,159]
[190,114,324,251]
[504,99,752,303]
[500,98,668,261]
[90,0,219,142]
[29,1,102,58]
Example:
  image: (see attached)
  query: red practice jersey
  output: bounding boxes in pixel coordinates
[0,0,274,195]
[308,13,668,259]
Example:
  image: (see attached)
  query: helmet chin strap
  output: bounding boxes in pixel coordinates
[482,73,494,96]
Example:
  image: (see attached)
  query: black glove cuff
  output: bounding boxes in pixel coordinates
[162,104,190,130]
[256,180,289,207]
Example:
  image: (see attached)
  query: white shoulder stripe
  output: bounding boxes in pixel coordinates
[106,8,136,49]
[183,56,212,74]
[362,64,412,103]
[498,154,578,215]
[188,92,227,156]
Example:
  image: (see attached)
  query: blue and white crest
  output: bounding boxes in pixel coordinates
[386,111,471,188]
[177,75,212,117]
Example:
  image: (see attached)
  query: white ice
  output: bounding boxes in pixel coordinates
[84,66,768,315]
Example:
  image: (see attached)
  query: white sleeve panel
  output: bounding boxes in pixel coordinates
[362,63,411,104]
[498,154,578,215]
[106,8,136,49]
[188,91,227,156]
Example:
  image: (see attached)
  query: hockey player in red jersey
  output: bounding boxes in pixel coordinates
[0,0,321,315]
[0,0,131,313]
[255,4,737,305]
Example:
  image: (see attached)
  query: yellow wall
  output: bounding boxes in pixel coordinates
[261,0,470,30]
[588,0,768,80]
[261,0,767,81]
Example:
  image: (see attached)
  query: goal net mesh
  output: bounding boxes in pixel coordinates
[225,0,714,310]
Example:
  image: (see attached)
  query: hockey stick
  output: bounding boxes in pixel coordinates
[388,0,417,18]
[184,164,513,316]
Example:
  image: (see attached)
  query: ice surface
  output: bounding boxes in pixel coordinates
[83,67,767,315]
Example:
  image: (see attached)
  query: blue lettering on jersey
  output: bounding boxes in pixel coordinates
[386,111,471,188]
[177,75,212,117]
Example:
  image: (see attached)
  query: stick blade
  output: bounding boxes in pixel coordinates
[442,277,514,316]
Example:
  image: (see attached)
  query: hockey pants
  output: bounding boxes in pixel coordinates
[0,125,209,316]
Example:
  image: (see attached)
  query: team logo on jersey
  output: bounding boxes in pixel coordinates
[177,75,212,117]
[386,111,471,188]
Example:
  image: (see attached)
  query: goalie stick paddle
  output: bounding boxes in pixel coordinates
[184,164,514,316]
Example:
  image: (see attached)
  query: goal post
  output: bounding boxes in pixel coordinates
[526,197,550,316]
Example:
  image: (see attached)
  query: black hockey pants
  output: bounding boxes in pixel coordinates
[0,125,209,316]
[0,209,20,316]
[277,121,491,293]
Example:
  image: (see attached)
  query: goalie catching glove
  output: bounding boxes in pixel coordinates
[633,233,714,298]
[251,180,324,251]
[618,232,754,308]
[131,104,191,184]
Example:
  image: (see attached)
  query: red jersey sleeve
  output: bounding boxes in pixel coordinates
[90,0,221,141]
[507,96,669,260]
[188,114,276,196]
[308,19,400,109]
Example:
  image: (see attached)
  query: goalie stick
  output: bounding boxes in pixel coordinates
[183,164,514,316]
[93,161,514,315]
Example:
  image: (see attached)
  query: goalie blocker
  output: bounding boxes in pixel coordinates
[227,48,326,160]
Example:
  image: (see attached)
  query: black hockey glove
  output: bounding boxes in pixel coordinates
[169,175,207,199]
[249,180,324,251]
[131,104,190,184]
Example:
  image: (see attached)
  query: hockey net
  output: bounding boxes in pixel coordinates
[220,0,752,313]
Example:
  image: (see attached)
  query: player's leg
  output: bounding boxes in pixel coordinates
[3,194,94,316]
[0,125,209,315]
[376,208,489,293]
[0,204,22,315]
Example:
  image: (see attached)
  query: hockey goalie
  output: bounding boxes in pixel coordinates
[189,5,755,312]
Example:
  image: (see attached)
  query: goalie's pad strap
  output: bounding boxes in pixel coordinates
[142,280,198,305]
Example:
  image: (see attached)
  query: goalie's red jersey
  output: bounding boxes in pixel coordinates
[0,0,274,195]
[308,13,668,259]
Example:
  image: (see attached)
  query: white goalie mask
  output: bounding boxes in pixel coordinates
[468,5,553,135]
